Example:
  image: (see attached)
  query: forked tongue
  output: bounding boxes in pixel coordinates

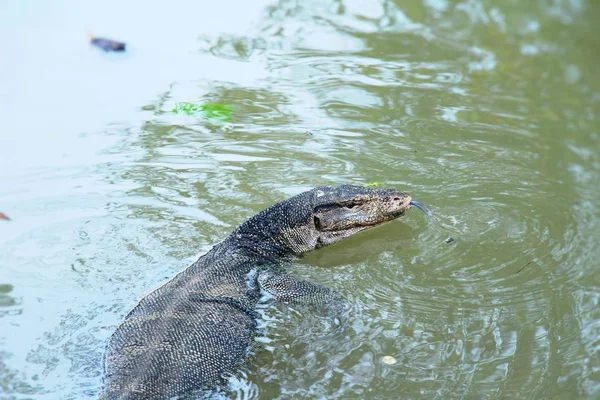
[409,200,432,219]
[409,200,458,243]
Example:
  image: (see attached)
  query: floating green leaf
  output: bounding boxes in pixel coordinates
[172,102,234,122]
[199,104,234,122]
[172,102,200,115]
[364,182,385,188]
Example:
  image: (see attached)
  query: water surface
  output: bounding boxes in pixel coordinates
[1,0,599,398]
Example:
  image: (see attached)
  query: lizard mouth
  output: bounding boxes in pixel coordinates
[313,191,412,232]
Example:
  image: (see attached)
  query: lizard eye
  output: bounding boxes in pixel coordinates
[344,202,359,209]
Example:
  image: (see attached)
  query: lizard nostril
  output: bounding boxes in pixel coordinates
[314,216,322,230]
[393,197,401,201]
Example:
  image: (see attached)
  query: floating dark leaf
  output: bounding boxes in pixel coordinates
[89,33,126,52]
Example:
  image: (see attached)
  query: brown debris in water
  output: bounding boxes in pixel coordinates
[89,32,126,52]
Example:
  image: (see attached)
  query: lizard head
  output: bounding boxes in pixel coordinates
[310,185,411,248]
[231,185,412,257]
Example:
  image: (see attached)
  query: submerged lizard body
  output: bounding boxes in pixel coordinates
[99,185,412,399]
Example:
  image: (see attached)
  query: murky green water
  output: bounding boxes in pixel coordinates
[1,0,599,398]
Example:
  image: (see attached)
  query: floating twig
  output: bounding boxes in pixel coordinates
[516,261,532,274]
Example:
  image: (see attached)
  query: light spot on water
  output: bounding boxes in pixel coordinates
[565,65,581,84]
[520,44,539,56]
[382,356,397,365]
[468,47,497,72]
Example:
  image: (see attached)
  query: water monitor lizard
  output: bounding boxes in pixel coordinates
[99,185,412,399]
